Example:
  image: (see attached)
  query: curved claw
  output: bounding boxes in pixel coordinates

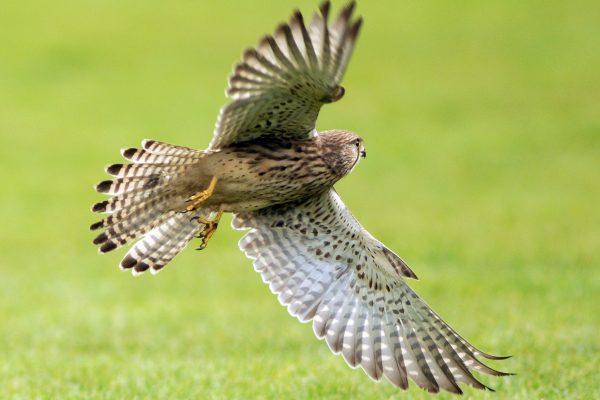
[192,210,223,251]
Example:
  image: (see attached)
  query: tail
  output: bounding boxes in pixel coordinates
[90,139,215,275]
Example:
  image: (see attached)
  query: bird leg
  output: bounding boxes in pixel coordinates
[185,176,218,212]
[195,211,224,250]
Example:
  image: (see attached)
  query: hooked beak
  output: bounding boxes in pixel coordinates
[360,149,367,158]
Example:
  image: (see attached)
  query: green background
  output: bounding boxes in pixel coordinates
[1,1,598,398]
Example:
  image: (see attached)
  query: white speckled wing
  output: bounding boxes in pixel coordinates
[232,189,510,393]
[209,1,362,149]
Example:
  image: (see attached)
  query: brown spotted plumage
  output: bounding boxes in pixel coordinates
[91,1,510,394]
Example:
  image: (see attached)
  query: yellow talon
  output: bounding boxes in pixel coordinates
[186,176,218,212]
[196,210,223,250]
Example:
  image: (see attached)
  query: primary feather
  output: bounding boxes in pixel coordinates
[233,189,510,393]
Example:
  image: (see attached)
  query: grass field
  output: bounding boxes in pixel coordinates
[1,0,599,398]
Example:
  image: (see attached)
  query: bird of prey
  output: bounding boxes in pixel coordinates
[91,1,510,394]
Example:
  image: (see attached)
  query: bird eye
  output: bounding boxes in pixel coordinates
[354,139,361,147]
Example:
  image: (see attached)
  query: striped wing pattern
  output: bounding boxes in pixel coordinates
[232,189,510,393]
[209,1,362,149]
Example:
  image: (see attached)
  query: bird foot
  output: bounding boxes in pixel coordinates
[184,176,218,212]
[195,211,223,250]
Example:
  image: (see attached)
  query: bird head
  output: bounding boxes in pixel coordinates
[319,130,366,177]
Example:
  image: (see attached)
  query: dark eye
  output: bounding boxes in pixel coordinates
[354,139,361,147]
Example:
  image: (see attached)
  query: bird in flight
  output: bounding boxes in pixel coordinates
[91,1,510,394]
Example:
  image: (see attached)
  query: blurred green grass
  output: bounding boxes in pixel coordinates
[0,0,598,398]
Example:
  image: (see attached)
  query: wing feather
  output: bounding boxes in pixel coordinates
[209,1,362,149]
[233,189,510,392]
[381,307,409,388]
[324,291,356,352]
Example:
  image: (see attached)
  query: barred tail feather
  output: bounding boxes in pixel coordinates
[91,139,209,275]
[120,210,212,275]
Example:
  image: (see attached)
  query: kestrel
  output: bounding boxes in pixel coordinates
[91,1,510,394]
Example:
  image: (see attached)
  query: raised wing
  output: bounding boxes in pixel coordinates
[232,189,510,393]
[209,1,362,149]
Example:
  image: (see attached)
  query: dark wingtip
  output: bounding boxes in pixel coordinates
[319,0,331,19]
[121,147,137,159]
[445,382,463,395]
[291,9,303,24]
[406,268,419,280]
[425,384,440,394]
[142,139,155,150]
[93,232,108,245]
[243,47,257,60]
[350,17,363,40]
[341,0,356,19]
[480,352,513,361]
[498,371,516,377]
[90,220,103,231]
[258,35,271,49]
[275,22,288,36]
[106,164,123,176]
[100,241,117,253]
[120,255,136,269]
[152,264,165,273]
[95,180,113,193]
[134,262,150,273]
[92,200,108,212]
